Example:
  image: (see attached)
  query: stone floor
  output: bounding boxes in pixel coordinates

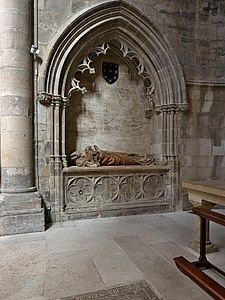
[0,210,224,300]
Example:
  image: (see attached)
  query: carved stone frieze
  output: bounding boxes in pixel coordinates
[65,173,166,209]
[155,103,189,114]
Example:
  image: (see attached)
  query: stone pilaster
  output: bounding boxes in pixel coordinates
[0,0,44,235]
[38,92,70,222]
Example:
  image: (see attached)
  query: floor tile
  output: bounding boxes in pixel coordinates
[0,240,46,277]
[88,243,124,259]
[93,254,144,287]
[115,235,157,259]
[46,227,86,252]
[151,222,195,246]
[125,221,172,244]
[102,221,133,238]
[132,254,192,293]
[163,211,196,231]
[152,241,198,264]
[0,274,45,300]
[62,220,76,228]
[45,250,104,299]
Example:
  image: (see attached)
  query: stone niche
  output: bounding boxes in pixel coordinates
[63,49,171,219]
[38,1,187,222]
[66,50,152,163]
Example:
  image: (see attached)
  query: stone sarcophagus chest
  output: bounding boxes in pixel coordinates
[62,165,171,219]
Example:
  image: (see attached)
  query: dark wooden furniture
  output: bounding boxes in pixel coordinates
[183,180,225,253]
[174,207,225,300]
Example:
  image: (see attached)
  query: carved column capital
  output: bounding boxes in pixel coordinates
[37,92,52,106]
[38,92,69,107]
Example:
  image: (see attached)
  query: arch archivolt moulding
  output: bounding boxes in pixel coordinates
[39,0,187,106]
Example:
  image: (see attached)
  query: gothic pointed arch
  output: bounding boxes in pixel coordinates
[39,0,187,112]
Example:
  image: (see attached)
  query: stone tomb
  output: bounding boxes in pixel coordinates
[37,2,187,222]
[62,165,170,220]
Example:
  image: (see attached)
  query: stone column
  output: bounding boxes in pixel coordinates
[0,0,44,235]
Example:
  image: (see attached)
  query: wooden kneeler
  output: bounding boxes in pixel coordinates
[174,207,225,300]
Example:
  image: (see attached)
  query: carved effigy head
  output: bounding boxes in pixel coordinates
[70,146,100,167]
[139,154,155,165]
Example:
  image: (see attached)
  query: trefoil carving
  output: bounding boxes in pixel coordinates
[68,43,110,98]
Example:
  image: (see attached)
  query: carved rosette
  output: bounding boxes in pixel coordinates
[143,175,165,198]
[95,176,119,203]
[65,173,166,208]
[120,176,142,202]
[67,177,94,205]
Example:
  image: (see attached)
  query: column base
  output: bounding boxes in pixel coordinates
[190,240,219,254]
[0,191,45,236]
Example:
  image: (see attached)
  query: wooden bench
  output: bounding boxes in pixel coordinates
[174,207,225,300]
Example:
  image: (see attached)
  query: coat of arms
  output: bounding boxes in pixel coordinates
[102,62,119,84]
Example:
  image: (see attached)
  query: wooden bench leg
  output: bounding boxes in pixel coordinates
[174,208,225,299]
[193,216,225,277]
[193,216,211,269]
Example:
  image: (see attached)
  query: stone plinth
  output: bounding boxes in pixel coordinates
[0,192,45,236]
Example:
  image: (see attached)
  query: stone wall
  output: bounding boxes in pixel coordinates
[36,0,225,211]
[181,84,225,180]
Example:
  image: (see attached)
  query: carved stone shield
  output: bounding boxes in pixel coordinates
[102,62,119,84]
